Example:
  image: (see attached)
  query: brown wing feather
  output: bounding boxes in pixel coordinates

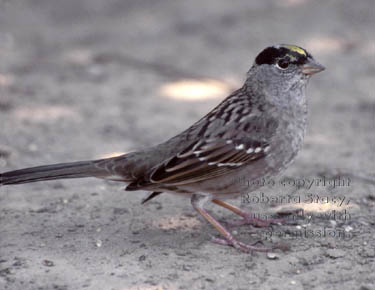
[146,138,269,186]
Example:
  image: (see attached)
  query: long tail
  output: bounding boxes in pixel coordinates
[0,158,123,185]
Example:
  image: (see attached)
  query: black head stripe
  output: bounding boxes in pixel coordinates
[255,47,283,65]
[255,45,309,66]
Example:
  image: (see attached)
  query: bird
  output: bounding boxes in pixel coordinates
[0,44,325,252]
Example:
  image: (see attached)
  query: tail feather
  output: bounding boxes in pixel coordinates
[0,160,114,185]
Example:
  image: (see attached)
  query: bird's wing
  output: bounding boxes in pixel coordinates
[127,137,270,189]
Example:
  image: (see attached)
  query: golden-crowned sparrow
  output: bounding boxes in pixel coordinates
[0,44,325,252]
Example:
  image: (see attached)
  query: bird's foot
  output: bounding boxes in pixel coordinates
[226,214,285,228]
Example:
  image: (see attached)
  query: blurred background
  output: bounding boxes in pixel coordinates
[0,0,373,170]
[0,1,374,289]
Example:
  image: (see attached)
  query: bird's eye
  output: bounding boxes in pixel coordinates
[276,59,289,69]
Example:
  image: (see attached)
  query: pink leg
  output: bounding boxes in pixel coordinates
[191,194,276,253]
[212,199,285,227]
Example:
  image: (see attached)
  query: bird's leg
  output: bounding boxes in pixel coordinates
[191,194,273,253]
[212,199,285,227]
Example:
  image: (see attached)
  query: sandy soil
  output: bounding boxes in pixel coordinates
[0,0,374,289]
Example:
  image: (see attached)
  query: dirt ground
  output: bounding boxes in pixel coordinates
[0,0,374,289]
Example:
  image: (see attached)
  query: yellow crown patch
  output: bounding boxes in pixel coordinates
[283,45,307,56]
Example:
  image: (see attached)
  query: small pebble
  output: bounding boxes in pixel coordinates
[95,239,102,248]
[43,260,55,267]
[344,226,353,232]
[267,252,278,260]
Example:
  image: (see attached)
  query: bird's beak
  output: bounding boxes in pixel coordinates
[301,59,325,75]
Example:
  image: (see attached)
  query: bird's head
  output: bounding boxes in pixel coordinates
[248,44,325,94]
